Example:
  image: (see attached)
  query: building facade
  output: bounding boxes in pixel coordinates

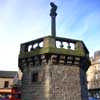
[0,71,17,97]
[87,50,100,99]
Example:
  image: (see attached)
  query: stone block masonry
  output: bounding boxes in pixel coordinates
[49,65,81,100]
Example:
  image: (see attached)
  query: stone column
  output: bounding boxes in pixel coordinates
[50,2,57,37]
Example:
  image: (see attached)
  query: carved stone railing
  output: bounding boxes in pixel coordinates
[19,36,90,71]
[20,37,44,53]
[19,36,89,58]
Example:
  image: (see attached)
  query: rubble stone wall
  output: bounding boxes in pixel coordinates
[21,57,88,100]
[49,65,82,100]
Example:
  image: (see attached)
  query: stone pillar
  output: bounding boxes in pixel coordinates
[43,36,56,48]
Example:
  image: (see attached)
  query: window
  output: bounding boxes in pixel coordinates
[95,74,100,79]
[4,81,9,88]
[32,73,38,82]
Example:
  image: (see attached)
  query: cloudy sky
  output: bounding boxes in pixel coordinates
[0,0,100,71]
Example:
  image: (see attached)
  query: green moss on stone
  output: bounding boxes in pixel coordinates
[19,47,85,58]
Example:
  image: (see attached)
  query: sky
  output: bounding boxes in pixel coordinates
[0,0,100,71]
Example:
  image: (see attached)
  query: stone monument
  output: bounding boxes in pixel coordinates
[18,2,90,100]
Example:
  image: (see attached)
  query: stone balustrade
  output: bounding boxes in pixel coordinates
[19,36,89,58]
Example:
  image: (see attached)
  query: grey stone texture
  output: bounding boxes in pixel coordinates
[49,64,81,100]
[21,57,88,100]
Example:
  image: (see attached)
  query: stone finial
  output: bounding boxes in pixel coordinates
[50,2,57,37]
[50,2,57,17]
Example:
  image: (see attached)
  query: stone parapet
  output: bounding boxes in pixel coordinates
[19,36,89,59]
